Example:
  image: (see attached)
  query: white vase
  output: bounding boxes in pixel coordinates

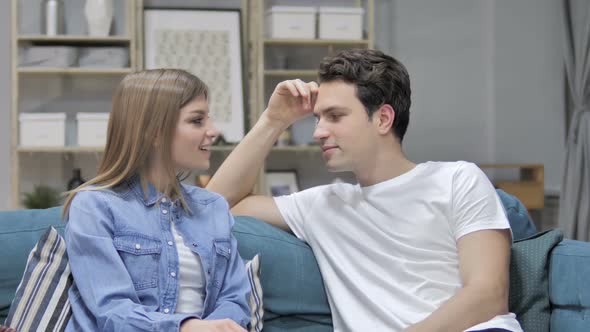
[84,0,114,36]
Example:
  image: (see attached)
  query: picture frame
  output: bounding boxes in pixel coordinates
[265,171,300,197]
[143,8,245,142]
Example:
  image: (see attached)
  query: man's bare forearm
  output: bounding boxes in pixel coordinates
[403,283,508,332]
[207,113,287,207]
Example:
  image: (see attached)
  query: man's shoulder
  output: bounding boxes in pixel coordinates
[424,160,475,170]
[302,182,357,196]
[284,182,359,207]
[422,160,481,179]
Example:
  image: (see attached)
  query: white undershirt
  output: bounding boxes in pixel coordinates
[171,222,206,315]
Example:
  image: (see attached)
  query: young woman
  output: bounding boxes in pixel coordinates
[62,69,250,332]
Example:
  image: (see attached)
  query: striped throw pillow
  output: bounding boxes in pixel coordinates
[5,226,71,332]
[245,255,263,332]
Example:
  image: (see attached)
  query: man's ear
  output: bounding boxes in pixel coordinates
[375,104,395,135]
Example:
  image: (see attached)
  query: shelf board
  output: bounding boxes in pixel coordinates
[264,70,318,77]
[18,146,105,153]
[18,67,133,75]
[17,35,131,44]
[17,146,240,153]
[264,39,370,46]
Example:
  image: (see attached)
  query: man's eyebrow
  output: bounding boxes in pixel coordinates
[313,106,350,117]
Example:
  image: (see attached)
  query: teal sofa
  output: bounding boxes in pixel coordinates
[1,190,589,331]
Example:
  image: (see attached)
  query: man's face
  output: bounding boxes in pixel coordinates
[313,81,379,173]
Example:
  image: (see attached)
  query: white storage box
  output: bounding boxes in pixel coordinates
[76,112,110,147]
[20,46,78,68]
[319,7,364,40]
[266,6,317,39]
[78,47,129,68]
[19,113,66,147]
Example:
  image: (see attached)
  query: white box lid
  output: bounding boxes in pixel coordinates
[319,6,364,14]
[266,6,317,14]
[76,112,110,120]
[19,112,66,121]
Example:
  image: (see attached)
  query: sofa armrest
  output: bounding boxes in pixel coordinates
[549,239,590,332]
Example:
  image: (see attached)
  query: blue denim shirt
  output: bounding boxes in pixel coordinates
[64,176,251,331]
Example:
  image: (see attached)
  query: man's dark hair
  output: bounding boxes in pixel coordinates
[318,49,411,143]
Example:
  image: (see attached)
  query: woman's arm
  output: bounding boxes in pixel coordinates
[203,212,251,329]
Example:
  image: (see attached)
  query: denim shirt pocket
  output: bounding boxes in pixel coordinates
[114,233,162,291]
[212,238,231,289]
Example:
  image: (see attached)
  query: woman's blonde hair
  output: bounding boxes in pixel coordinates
[62,69,209,218]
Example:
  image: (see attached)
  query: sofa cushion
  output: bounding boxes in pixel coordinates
[496,189,537,241]
[5,226,71,331]
[263,315,333,332]
[509,229,563,332]
[233,216,331,318]
[0,207,64,321]
[549,239,590,332]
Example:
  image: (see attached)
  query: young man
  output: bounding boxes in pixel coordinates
[207,49,522,332]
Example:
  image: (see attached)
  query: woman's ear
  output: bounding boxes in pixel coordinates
[375,104,395,135]
[152,132,162,148]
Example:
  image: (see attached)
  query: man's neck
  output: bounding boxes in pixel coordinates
[354,142,416,187]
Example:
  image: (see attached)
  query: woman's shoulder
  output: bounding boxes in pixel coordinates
[70,184,131,208]
[180,183,227,207]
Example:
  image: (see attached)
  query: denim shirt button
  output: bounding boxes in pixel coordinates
[167,241,173,246]
[170,272,176,278]
[135,244,141,250]
[161,197,167,203]
[163,308,170,314]
[162,209,168,214]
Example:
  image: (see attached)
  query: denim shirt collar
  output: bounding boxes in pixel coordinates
[125,175,164,206]
[124,174,193,207]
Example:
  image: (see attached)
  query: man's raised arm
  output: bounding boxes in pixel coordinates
[206,80,318,230]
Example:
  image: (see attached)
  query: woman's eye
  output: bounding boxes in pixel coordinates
[191,118,203,125]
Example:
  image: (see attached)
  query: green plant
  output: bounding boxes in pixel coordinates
[22,185,62,209]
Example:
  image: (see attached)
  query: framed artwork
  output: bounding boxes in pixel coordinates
[265,171,300,197]
[143,8,245,142]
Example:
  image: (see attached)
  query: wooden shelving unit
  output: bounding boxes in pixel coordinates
[479,164,545,210]
[10,0,140,208]
[264,38,371,46]
[17,35,132,43]
[264,69,318,77]
[8,0,373,206]
[17,68,133,75]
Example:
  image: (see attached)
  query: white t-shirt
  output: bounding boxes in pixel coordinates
[274,161,522,332]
